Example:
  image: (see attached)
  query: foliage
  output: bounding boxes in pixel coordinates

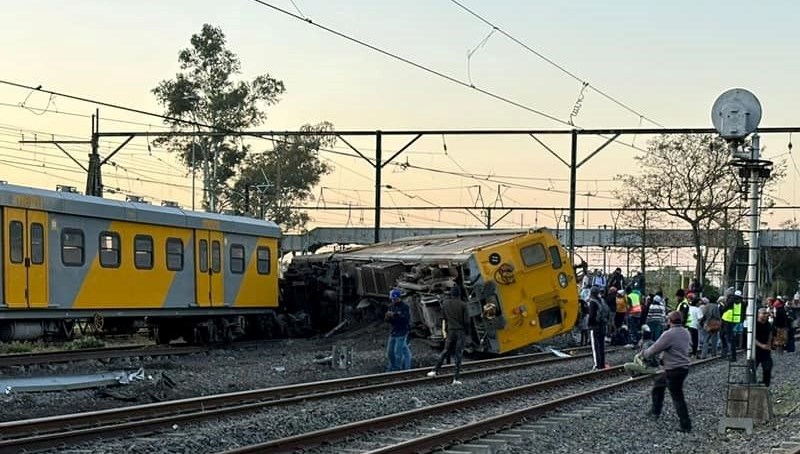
[152,24,285,210]
[229,122,335,230]
[0,341,34,354]
[616,133,784,289]
[64,336,105,350]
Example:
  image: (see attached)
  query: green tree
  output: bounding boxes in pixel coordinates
[616,134,784,290]
[230,122,335,231]
[152,24,285,211]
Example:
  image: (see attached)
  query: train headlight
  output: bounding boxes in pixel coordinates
[558,272,568,288]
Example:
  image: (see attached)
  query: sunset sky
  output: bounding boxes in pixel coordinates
[1,0,798,234]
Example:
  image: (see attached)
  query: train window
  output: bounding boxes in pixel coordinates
[61,228,84,266]
[256,246,270,275]
[99,232,121,268]
[549,246,562,269]
[230,244,245,274]
[520,243,546,267]
[30,223,44,265]
[166,238,183,271]
[134,235,154,270]
[211,240,221,273]
[198,239,209,272]
[9,221,23,264]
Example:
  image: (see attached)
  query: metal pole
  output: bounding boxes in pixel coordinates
[191,113,197,211]
[745,134,761,383]
[568,130,578,262]
[374,131,382,243]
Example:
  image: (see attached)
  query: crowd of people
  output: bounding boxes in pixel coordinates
[384,268,799,433]
[578,267,800,432]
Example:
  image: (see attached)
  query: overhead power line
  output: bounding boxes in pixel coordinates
[247,0,572,128]
[447,0,664,128]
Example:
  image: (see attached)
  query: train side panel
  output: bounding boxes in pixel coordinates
[54,215,193,309]
[223,234,278,308]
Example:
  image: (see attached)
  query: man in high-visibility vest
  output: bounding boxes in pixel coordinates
[628,287,643,344]
[721,289,743,361]
[676,289,691,328]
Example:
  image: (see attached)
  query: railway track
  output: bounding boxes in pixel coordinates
[0,344,605,453]
[0,344,207,368]
[223,357,717,454]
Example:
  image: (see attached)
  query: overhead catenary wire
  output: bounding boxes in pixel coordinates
[446,0,665,128]
[246,0,572,127]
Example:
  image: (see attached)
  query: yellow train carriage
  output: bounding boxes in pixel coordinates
[0,184,280,343]
[330,229,579,354]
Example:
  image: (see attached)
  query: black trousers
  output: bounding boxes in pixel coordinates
[756,353,772,386]
[651,367,691,430]
[433,329,465,380]
[688,327,698,356]
[590,325,606,369]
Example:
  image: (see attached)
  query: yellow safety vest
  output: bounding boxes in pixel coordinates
[722,301,742,323]
[678,302,691,326]
[629,292,642,314]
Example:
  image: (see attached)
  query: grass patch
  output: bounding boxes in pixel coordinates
[0,341,36,354]
[63,336,105,350]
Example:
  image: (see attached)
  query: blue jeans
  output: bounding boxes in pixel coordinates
[647,320,664,341]
[721,321,736,361]
[386,335,412,371]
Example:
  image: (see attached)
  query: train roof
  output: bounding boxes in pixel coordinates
[0,184,280,238]
[331,229,544,263]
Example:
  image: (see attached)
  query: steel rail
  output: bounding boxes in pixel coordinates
[221,356,723,454]
[0,344,207,368]
[0,346,603,452]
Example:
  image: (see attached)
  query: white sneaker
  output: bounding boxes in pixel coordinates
[452,379,462,385]
[426,370,437,377]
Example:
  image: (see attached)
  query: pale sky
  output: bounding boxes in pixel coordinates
[1,0,798,232]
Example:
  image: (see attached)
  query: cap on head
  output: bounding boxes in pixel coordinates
[735,290,743,297]
[389,288,402,300]
[617,289,625,296]
[668,310,683,324]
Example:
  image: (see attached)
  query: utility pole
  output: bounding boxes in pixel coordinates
[19,109,132,197]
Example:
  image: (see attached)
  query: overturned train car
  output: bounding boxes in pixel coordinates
[283,229,579,354]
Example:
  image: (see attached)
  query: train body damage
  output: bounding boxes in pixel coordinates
[283,229,580,354]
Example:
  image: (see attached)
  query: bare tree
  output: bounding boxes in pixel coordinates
[615,134,783,288]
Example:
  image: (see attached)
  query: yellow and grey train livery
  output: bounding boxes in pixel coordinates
[286,229,580,354]
[0,183,280,343]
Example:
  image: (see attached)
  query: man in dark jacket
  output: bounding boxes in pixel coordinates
[755,307,773,386]
[427,286,470,385]
[643,310,692,433]
[385,288,412,371]
[588,286,608,370]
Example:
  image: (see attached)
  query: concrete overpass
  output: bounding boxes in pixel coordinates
[280,227,800,253]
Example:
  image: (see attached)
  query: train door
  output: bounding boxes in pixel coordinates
[4,208,48,308]
[194,230,224,306]
[209,231,224,306]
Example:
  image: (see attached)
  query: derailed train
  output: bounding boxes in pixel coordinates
[0,183,580,353]
[282,229,580,354]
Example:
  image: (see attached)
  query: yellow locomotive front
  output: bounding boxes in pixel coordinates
[465,229,579,354]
